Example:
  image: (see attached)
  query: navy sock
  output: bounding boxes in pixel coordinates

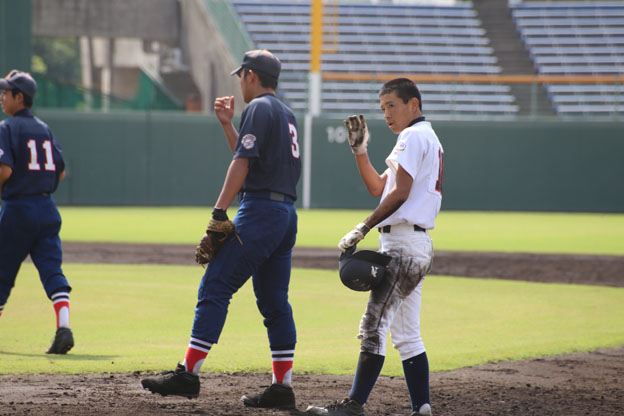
[402,352,430,411]
[348,351,385,405]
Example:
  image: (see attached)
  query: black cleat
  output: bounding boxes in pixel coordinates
[306,398,365,416]
[242,383,296,409]
[46,327,74,354]
[141,363,200,399]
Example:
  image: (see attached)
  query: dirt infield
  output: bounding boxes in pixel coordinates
[2,348,623,416]
[62,242,624,287]
[3,242,622,416]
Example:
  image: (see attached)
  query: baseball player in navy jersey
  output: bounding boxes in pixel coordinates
[0,70,74,354]
[306,78,444,416]
[142,50,301,409]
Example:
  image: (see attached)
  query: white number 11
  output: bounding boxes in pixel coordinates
[27,139,56,171]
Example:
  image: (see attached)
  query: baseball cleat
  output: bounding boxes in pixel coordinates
[241,383,296,409]
[45,327,74,354]
[306,398,365,416]
[141,363,200,399]
[411,403,432,415]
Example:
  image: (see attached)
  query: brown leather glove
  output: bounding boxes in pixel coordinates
[195,208,237,266]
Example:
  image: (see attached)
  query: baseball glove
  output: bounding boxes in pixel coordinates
[344,114,370,155]
[195,209,238,266]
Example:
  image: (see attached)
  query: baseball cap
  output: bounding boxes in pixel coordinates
[230,49,281,80]
[0,70,37,98]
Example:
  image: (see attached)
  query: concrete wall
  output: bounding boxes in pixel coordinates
[31,0,246,114]
[179,0,245,113]
[32,0,179,42]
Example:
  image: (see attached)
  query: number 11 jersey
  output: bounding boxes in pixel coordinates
[0,109,65,199]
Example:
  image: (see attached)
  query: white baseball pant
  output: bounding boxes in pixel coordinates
[357,223,433,360]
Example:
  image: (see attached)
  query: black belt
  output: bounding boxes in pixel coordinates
[5,192,51,200]
[240,191,293,203]
[379,224,426,233]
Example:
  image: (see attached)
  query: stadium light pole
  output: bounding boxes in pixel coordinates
[303,0,323,208]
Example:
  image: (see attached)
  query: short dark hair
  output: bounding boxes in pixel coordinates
[379,78,422,111]
[243,67,278,90]
[11,88,33,108]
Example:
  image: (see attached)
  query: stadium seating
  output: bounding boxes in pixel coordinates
[511,1,624,116]
[231,0,518,118]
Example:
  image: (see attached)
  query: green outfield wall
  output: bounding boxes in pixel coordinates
[312,117,624,212]
[10,110,624,212]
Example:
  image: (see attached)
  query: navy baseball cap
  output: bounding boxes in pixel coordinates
[230,49,281,80]
[0,70,37,98]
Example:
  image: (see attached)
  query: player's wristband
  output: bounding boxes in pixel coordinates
[212,208,228,221]
[356,222,370,235]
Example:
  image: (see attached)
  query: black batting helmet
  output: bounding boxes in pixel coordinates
[338,246,393,291]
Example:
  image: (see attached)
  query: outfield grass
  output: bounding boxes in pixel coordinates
[3,207,622,376]
[1,263,622,375]
[57,207,624,255]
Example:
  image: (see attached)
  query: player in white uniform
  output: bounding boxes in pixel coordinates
[306,78,444,416]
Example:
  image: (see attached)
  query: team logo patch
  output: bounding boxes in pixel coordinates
[241,134,256,150]
[370,266,379,278]
[393,140,407,152]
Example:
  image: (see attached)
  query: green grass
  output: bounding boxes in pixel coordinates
[3,207,622,375]
[58,207,624,255]
[1,263,622,375]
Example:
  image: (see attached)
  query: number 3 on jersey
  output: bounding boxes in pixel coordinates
[27,139,57,171]
[288,123,300,159]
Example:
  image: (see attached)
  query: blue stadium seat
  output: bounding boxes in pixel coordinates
[515,17,624,28]
[512,1,624,116]
[523,36,624,46]
[231,0,515,118]
[261,43,495,56]
[529,46,624,56]
[249,33,491,46]
[546,84,621,94]
[245,23,486,37]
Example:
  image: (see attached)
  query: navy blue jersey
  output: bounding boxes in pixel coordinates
[233,93,301,200]
[0,109,65,199]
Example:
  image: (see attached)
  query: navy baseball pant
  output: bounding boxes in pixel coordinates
[191,193,298,348]
[0,195,71,305]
